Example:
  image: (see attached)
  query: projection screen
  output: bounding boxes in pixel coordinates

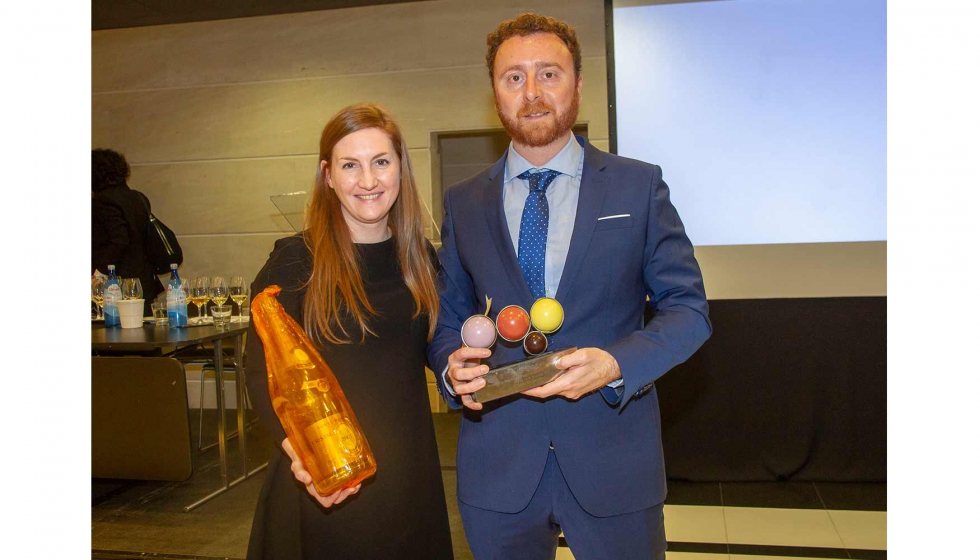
[609,0,886,299]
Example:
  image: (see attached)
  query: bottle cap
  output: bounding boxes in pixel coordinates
[170,263,178,269]
[108,264,115,271]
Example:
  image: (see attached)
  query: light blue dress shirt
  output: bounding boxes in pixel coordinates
[503,134,623,390]
[502,134,583,300]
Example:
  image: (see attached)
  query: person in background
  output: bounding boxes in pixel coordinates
[244,103,454,560]
[92,148,165,315]
[427,13,712,560]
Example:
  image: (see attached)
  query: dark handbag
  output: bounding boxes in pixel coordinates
[137,192,183,274]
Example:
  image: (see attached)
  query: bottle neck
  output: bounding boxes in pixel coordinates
[251,292,312,371]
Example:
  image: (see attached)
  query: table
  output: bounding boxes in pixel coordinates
[92,320,267,511]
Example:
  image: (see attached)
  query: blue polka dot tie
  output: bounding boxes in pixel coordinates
[517,169,560,300]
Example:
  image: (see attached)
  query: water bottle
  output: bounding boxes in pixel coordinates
[103,265,121,327]
[166,263,188,328]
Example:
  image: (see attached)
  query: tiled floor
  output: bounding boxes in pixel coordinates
[92,411,886,560]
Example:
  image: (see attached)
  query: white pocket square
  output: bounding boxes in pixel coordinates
[597,214,630,221]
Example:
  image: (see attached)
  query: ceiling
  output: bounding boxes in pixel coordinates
[93,0,427,30]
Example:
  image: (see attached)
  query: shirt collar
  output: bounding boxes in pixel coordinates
[504,133,583,183]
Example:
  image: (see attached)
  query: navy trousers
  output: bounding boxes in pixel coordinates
[459,448,667,560]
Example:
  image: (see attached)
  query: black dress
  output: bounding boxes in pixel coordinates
[244,234,453,560]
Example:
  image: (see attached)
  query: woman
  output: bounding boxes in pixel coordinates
[244,104,453,559]
[92,148,166,315]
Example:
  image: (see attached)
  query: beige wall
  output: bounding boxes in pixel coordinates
[695,241,886,300]
[93,0,608,284]
[92,0,609,411]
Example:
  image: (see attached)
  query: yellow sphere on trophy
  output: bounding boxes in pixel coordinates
[529,297,564,334]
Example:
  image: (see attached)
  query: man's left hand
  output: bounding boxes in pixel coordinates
[521,347,621,400]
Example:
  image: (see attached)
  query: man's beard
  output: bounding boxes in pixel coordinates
[496,92,580,148]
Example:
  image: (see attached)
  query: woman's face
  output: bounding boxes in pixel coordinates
[322,127,401,243]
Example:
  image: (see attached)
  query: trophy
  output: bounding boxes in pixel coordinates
[461,297,576,404]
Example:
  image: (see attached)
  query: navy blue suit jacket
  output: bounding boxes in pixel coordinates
[427,137,711,517]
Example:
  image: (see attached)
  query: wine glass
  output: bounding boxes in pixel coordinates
[229,276,247,322]
[209,277,228,318]
[191,276,210,324]
[92,277,105,320]
[122,278,143,300]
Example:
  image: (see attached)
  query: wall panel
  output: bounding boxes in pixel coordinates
[130,156,315,235]
[695,241,886,300]
[93,0,606,92]
[129,148,435,237]
[175,233,285,286]
[93,57,608,162]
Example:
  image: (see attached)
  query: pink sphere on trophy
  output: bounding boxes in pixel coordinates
[461,315,496,348]
[496,305,531,342]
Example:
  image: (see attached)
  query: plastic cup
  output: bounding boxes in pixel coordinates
[118,299,145,329]
[212,304,233,328]
[151,302,168,326]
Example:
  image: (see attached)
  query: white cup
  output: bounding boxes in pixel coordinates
[118,299,145,329]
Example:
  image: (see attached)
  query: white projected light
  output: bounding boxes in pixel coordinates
[612,0,886,246]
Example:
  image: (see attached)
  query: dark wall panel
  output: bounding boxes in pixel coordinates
[656,297,886,482]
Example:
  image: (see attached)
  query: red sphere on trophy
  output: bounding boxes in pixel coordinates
[496,305,531,342]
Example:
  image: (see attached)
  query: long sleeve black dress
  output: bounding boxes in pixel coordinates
[244,234,453,560]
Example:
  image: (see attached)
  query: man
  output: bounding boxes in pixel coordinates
[427,13,711,560]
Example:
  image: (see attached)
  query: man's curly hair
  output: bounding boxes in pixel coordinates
[92,148,131,192]
[485,13,583,81]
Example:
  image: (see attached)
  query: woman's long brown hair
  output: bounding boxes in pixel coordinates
[303,103,439,344]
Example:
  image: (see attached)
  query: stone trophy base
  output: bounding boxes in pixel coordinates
[472,347,578,404]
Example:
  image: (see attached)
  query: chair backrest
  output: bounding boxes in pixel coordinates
[92,356,192,481]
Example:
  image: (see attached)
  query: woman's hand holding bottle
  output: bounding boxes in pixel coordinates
[281,437,361,508]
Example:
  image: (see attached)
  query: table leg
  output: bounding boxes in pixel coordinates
[235,334,247,476]
[195,339,255,453]
[183,332,267,512]
[213,338,229,486]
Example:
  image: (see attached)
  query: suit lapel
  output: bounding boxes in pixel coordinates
[555,142,608,303]
[483,155,535,305]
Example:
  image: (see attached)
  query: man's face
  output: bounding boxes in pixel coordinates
[492,32,583,149]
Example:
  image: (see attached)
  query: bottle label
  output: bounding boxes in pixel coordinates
[304,414,362,460]
[167,283,186,303]
[105,284,120,306]
[165,283,187,328]
[104,283,122,326]
[301,379,331,393]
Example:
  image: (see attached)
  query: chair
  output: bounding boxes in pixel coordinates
[171,341,257,453]
[92,356,193,481]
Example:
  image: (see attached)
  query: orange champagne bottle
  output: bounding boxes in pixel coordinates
[251,285,376,495]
